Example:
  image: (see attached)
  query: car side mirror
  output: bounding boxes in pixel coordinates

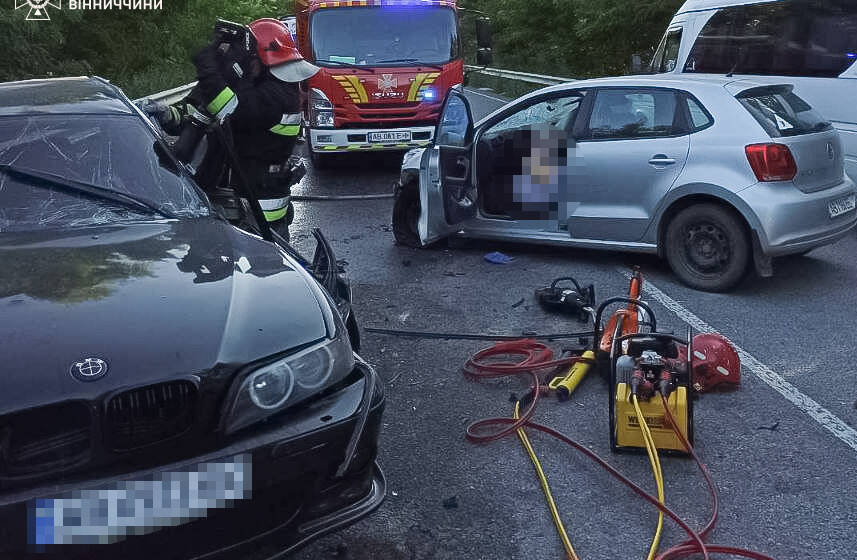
[476,16,493,67]
[476,16,493,49]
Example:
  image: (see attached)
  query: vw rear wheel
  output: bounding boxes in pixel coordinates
[665,204,749,292]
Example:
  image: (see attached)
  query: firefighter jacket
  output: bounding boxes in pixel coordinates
[189,43,303,202]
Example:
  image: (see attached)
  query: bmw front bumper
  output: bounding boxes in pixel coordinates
[0,361,385,559]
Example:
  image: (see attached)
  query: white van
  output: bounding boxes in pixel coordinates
[651,0,857,183]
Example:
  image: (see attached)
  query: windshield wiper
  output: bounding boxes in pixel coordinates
[0,163,176,219]
[376,58,444,70]
[319,60,373,72]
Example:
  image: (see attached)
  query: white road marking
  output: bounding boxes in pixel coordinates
[464,87,509,103]
[617,268,857,453]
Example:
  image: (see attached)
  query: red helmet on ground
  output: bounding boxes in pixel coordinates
[689,333,741,392]
[248,18,319,82]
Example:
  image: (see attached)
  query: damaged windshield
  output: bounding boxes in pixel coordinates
[311,6,459,67]
[0,115,209,232]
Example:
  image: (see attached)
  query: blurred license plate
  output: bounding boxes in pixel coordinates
[30,455,251,545]
[829,194,856,218]
[368,131,411,143]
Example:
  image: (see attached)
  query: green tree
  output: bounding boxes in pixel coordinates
[2,0,683,98]
[461,0,682,78]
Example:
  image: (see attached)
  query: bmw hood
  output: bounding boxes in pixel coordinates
[0,219,330,413]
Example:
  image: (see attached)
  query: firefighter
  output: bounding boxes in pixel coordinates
[142,18,318,240]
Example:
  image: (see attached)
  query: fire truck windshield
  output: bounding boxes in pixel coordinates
[311,6,459,67]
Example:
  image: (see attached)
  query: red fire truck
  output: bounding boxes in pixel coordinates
[292,0,486,167]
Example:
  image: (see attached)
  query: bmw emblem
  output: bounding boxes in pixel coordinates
[70,357,109,382]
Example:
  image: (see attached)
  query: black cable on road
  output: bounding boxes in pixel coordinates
[291,193,395,201]
[365,327,593,342]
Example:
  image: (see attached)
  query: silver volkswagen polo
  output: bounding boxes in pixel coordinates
[392,76,857,291]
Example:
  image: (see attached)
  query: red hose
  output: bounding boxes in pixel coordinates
[656,395,774,560]
[463,340,777,560]
[463,339,582,444]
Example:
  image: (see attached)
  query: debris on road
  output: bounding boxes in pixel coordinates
[484,251,514,264]
[442,496,459,509]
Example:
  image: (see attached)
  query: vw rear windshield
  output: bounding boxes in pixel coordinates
[0,115,209,232]
[737,86,833,138]
[311,6,459,67]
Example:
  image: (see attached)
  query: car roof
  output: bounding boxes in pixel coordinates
[473,74,789,126]
[521,74,782,100]
[0,77,134,116]
[676,0,778,15]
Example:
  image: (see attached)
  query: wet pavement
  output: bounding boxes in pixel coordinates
[288,89,857,560]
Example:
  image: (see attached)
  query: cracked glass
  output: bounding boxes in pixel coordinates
[0,114,209,232]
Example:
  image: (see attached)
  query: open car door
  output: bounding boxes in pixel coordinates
[419,91,477,245]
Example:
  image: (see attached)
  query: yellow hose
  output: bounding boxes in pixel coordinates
[514,402,580,560]
[632,395,665,560]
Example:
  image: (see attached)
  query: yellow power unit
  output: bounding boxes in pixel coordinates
[615,383,689,453]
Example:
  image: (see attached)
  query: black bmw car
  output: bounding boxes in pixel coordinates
[0,77,385,558]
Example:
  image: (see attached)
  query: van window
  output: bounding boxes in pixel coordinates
[684,0,857,78]
[653,28,683,73]
[737,86,833,138]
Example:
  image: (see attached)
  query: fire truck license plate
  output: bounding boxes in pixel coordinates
[368,131,411,143]
[829,194,855,218]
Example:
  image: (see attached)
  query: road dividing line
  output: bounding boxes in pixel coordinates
[464,87,509,103]
[617,268,857,453]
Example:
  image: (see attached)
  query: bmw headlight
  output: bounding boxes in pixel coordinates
[226,334,354,434]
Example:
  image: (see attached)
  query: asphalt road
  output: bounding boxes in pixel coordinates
[288,88,857,560]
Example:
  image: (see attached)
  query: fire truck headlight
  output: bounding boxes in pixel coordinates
[311,88,335,128]
[315,111,335,128]
[421,87,437,101]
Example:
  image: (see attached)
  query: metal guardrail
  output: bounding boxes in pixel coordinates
[464,65,571,86]
[136,81,197,105]
[138,67,569,103]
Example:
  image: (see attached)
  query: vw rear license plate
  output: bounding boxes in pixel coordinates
[30,455,251,545]
[829,194,856,218]
[368,131,411,143]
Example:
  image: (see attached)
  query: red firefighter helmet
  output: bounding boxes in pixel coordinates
[248,18,319,82]
[689,333,741,392]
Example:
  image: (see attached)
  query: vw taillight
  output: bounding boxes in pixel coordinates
[745,143,797,182]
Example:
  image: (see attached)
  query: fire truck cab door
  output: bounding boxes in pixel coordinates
[421,91,476,244]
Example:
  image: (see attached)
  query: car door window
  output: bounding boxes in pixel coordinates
[486,94,584,136]
[587,90,680,140]
[686,96,714,131]
[437,93,471,147]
